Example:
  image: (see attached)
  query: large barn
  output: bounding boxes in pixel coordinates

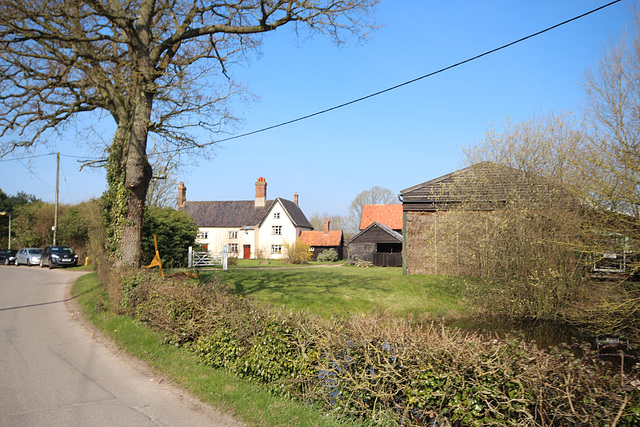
[400,162,575,276]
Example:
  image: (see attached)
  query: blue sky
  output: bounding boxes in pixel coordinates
[0,0,632,217]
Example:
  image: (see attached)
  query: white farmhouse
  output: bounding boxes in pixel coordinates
[178,178,313,259]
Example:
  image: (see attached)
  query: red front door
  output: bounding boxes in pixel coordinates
[243,245,251,259]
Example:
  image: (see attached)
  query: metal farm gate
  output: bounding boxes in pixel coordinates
[188,246,228,270]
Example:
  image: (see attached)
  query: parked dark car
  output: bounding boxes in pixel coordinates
[0,249,17,265]
[40,245,79,269]
[15,248,43,266]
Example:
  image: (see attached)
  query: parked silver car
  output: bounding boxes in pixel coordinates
[15,248,43,266]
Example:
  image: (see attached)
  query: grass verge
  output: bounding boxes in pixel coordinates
[71,272,361,427]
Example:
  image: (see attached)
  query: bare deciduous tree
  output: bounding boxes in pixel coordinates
[347,186,398,235]
[0,0,378,266]
[309,213,347,231]
[458,12,640,338]
[582,24,640,219]
[146,149,183,208]
[462,112,585,186]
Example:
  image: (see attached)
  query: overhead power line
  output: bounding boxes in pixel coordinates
[0,153,54,162]
[0,0,622,160]
[202,0,621,147]
[0,152,103,163]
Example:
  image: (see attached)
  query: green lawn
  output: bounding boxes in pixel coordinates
[200,264,470,321]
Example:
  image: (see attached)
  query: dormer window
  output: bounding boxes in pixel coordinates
[274,212,280,219]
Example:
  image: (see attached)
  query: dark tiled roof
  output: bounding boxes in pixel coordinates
[183,200,269,227]
[400,161,572,211]
[359,204,403,230]
[275,198,313,229]
[184,197,313,229]
[299,230,343,247]
[347,221,403,245]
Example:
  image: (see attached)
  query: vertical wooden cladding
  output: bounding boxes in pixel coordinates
[348,242,376,263]
[347,222,403,266]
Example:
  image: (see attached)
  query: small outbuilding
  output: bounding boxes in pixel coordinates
[347,221,403,267]
[298,218,344,260]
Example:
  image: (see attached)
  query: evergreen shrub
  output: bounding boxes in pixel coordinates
[317,248,338,262]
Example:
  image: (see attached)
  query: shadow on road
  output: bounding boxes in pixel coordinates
[0,285,97,312]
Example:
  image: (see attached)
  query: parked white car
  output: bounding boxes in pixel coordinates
[15,248,43,267]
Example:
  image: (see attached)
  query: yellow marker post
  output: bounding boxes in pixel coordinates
[145,234,164,278]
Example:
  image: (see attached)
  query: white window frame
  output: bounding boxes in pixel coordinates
[272,225,282,235]
[274,212,280,219]
[228,243,238,253]
[271,245,282,254]
[228,231,238,239]
[197,231,208,239]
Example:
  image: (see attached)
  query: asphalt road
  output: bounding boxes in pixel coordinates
[0,265,241,427]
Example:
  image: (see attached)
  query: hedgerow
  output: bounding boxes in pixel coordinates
[114,270,639,426]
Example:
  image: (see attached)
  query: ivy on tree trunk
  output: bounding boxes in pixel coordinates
[103,96,153,267]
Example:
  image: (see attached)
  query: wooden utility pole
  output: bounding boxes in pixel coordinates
[53,152,59,245]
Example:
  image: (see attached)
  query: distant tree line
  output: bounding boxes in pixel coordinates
[0,189,197,268]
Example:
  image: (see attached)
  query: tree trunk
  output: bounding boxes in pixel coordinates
[117,96,153,267]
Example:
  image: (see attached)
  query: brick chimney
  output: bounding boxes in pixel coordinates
[323,217,330,234]
[294,193,299,206]
[177,181,186,209]
[255,177,267,208]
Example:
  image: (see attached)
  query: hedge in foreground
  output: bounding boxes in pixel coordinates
[115,270,639,426]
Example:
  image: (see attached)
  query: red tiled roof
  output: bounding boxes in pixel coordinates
[359,204,403,230]
[298,230,343,247]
